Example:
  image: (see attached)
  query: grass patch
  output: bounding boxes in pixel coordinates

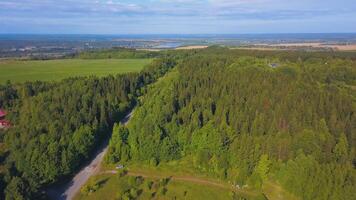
[76,161,266,200]
[74,173,237,200]
[262,181,300,200]
[0,58,152,84]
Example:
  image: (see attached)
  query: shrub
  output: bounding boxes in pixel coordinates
[145,180,153,190]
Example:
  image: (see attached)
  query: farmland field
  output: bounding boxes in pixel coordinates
[0,58,152,84]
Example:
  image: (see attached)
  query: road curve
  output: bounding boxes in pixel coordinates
[46,110,134,200]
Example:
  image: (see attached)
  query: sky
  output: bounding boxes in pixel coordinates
[0,0,356,34]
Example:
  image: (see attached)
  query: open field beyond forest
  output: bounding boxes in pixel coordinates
[0,58,152,84]
[236,43,356,51]
[268,43,356,51]
[175,45,209,50]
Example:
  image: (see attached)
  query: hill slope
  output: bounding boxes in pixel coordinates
[106,48,356,200]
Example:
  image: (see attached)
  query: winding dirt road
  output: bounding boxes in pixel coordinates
[46,110,134,200]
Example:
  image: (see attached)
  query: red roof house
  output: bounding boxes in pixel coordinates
[0,109,10,129]
[0,120,11,129]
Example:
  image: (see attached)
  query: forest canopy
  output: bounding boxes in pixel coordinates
[106,48,356,200]
[0,56,176,199]
[1,48,356,200]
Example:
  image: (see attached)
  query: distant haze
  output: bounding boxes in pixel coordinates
[1,33,356,41]
[0,0,356,34]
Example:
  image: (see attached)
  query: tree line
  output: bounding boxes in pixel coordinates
[76,48,161,59]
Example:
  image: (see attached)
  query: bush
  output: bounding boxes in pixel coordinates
[129,188,138,198]
[159,177,170,187]
[81,181,99,195]
[149,157,159,166]
[145,180,153,190]
[135,176,144,186]
[128,176,137,187]
[117,169,127,178]
[158,187,167,196]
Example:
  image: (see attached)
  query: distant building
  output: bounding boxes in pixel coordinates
[0,120,11,129]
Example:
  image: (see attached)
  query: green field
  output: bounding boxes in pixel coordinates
[0,59,152,84]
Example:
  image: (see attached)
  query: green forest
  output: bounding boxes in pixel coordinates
[0,53,176,199]
[76,48,161,59]
[105,48,356,200]
[1,47,356,200]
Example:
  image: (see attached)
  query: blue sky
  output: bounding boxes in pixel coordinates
[0,0,355,34]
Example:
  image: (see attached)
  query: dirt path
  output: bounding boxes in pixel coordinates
[129,172,228,189]
[46,110,134,200]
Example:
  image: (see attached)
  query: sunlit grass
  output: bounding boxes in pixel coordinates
[0,59,151,84]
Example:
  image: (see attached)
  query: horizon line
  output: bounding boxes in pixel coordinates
[1,32,356,35]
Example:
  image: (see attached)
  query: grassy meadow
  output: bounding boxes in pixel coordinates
[75,161,266,200]
[75,173,237,200]
[0,58,152,84]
